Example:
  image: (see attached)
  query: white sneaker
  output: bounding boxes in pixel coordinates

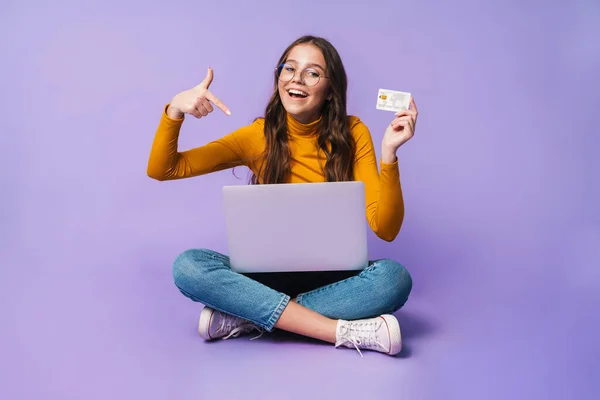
[198,307,263,341]
[335,314,402,357]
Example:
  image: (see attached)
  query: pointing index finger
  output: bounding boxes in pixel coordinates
[207,91,231,116]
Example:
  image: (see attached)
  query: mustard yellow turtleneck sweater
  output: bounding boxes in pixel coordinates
[147,105,405,242]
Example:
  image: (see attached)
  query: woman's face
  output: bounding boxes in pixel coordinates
[277,43,330,124]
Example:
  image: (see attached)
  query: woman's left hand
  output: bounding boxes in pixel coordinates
[382,97,419,155]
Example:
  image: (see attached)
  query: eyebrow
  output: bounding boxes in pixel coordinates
[285,59,326,71]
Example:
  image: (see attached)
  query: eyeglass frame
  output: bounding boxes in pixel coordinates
[274,63,329,87]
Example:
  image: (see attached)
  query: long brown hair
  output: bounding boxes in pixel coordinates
[250,36,355,184]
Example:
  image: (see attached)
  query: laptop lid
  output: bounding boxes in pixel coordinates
[222,181,369,273]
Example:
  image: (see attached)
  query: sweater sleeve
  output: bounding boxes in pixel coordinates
[350,117,405,242]
[147,105,259,180]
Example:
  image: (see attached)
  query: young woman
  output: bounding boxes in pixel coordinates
[147,35,418,357]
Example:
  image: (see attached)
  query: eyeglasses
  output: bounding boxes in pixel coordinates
[275,63,328,87]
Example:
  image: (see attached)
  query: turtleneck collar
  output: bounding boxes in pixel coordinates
[286,112,321,137]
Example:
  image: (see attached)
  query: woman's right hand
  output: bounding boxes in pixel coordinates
[167,67,231,119]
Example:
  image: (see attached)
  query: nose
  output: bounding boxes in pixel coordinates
[291,70,305,85]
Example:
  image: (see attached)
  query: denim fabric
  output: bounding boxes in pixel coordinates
[172,248,412,331]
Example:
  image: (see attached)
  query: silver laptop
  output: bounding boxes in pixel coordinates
[222,181,369,273]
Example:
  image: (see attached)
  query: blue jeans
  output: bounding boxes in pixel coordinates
[172,248,412,332]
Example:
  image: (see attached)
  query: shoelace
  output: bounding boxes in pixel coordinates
[335,320,388,358]
[214,313,264,340]
[224,323,264,340]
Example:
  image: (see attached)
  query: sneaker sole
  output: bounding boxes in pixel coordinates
[198,307,215,340]
[380,314,402,355]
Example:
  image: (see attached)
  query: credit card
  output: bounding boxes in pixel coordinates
[376,89,411,112]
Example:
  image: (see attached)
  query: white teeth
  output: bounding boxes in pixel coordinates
[288,89,308,97]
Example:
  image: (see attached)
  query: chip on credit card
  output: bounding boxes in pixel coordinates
[376,89,412,112]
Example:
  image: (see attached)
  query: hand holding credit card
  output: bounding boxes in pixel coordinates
[376,89,412,112]
[378,89,419,154]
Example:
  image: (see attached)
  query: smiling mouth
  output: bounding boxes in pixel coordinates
[287,89,308,99]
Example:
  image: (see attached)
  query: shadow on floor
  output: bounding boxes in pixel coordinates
[393,310,438,358]
[395,310,437,340]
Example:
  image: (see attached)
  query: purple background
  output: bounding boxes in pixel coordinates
[2,0,599,399]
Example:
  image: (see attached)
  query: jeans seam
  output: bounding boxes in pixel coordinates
[265,294,290,332]
[293,263,382,310]
[297,272,366,299]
